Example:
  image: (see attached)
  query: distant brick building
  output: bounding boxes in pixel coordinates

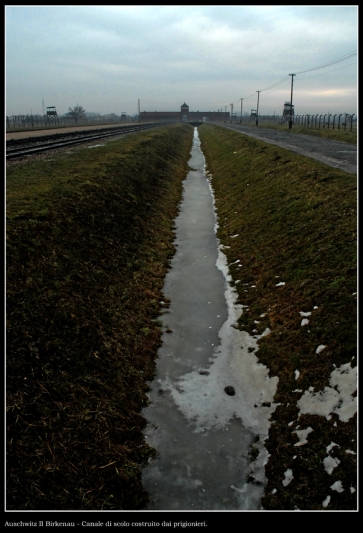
[140,102,230,123]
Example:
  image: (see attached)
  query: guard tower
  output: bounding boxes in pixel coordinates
[280,102,294,124]
[249,109,257,122]
[181,102,189,121]
[46,106,58,124]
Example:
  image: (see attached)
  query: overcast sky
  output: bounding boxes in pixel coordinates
[5,5,358,117]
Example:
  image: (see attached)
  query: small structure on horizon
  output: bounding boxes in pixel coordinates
[249,109,257,121]
[280,102,294,124]
[46,106,58,124]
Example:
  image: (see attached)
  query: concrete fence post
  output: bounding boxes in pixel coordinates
[350,114,355,131]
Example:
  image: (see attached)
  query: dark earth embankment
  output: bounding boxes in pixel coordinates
[198,123,357,510]
[6,124,194,510]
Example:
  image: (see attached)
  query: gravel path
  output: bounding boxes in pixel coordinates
[219,123,357,175]
[6,122,136,141]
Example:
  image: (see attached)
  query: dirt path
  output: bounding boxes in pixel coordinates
[218,123,357,175]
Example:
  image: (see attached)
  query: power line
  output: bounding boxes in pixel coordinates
[295,50,357,75]
[261,76,289,92]
[298,61,357,81]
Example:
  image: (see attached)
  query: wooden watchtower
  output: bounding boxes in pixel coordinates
[280,102,294,124]
[249,109,257,122]
[46,106,58,124]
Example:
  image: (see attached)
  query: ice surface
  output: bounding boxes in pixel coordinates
[142,128,278,510]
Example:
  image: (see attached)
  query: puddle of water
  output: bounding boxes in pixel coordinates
[141,128,278,510]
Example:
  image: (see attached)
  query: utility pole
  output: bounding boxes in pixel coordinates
[240,98,243,124]
[289,73,296,129]
[42,97,45,116]
[230,103,233,123]
[225,105,227,121]
[256,91,261,126]
[138,99,140,123]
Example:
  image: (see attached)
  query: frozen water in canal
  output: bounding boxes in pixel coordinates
[142,128,278,510]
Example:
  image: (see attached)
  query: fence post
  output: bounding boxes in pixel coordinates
[344,114,348,131]
[350,114,355,131]
[327,114,331,129]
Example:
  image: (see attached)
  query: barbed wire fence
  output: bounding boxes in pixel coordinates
[6,114,138,131]
[227,113,357,131]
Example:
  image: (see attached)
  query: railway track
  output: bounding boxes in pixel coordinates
[6,122,166,161]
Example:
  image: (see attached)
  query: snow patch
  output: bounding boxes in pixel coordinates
[316,345,326,354]
[297,362,357,422]
[293,426,313,446]
[330,480,344,493]
[326,442,339,453]
[323,455,340,475]
[322,495,331,508]
[282,469,293,486]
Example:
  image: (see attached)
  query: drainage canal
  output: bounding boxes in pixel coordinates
[142,128,278,510]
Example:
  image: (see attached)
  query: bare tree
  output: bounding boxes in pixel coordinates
[67,104,86,124]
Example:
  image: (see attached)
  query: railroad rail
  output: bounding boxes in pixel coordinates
[6,122,166,161]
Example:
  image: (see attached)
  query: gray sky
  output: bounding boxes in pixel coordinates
[5,5,358,117]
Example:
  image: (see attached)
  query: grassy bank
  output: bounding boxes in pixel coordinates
[198,123,357,510]
[6,124,194,510]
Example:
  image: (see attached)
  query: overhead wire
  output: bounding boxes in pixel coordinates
[295,50,357,75]
[144,50,357,112]
[229,50,357,109]
[298,61,357,81]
